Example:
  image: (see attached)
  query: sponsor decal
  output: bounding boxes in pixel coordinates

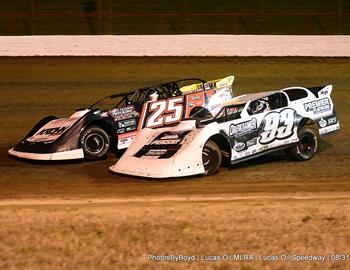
[244,151,250,157]
[215,87,233,100]
[151,139,181,145]
[229,118,258,137]
[145,149,167,156]
[26,117,81,142]
[328,116,337,125]
[316,115,338,129]
[118,119,136,128]
[204,82,215,90]
[147,131,189,147]
[190,95,201,101]
[126,126,136,132]
[117,128,125,134]
[118,137,134,147]
[261,145,269,151]
[160,134,181,140]
[109,106,139,121]
[134,131,188,159]
[246,138,258,147]
[150,134,182,145]
[319,124,340,135]
[36,126,68,136]
[320,89,328,96]
[118,131,138,147]
[318,118,327,128]
[304,98,331,114]
[118,131,137,140]
[233,142,245,152]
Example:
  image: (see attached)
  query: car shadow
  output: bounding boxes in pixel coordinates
[2,139,336,183]
[227,150,289,171]
[317,139,333,153]
[107,170,202,183]
[7,155,86,165]
[4,145,113,166]
[90,139,337,183]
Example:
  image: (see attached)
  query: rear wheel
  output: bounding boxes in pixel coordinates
[286,128,317,161]
[80,126,110,160]
[202,140,222,176]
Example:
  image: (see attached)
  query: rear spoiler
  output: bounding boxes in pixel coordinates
[308,85,332,98]
[180,75,234,93]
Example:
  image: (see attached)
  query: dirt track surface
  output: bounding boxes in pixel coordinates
[1,194,350,270]
[0,57,349,199]
[1,57,350,269]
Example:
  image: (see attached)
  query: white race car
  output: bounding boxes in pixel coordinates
[110,85,340,178]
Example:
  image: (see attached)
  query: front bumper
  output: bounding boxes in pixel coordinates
[109,153,205,178]
[109,120,221,178]
[8,148,84,161]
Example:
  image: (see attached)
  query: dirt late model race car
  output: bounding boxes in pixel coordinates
[110,84,340,178]
[8,76,234,161]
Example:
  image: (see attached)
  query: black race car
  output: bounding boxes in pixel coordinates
[9,76,234,161]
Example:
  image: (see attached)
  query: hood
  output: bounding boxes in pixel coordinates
[26,109,90,143]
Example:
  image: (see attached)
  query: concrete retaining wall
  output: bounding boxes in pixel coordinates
[1,35,349,57]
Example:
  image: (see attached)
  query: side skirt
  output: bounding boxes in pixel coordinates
[230,144,296,165]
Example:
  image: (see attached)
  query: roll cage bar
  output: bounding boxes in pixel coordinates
[89,78,206,109]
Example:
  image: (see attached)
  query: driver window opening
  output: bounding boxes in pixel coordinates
[248,93,288,115]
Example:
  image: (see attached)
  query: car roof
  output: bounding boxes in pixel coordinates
[89,78,206,108]
[223,90,280,106]
[108,78,206,99]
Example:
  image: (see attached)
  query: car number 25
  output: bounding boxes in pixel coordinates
[145,97,184,128]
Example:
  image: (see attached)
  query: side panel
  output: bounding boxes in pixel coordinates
[218,108,301,162]
[289,85,340,137]
[314,110,340,136]
[103,105,141,150]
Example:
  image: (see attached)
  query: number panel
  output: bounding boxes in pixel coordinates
[259,108,295,144]
[147,101,166,128]
[144,97,185,128]
[164,97,184,125]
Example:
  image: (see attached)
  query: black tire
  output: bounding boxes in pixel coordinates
[202,140,222,176]
[80,126,110,160]
[286,128,317,161]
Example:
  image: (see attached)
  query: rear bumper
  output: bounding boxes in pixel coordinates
[8,148,84,161]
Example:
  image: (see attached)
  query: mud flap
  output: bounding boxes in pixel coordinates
[315,110,340,137]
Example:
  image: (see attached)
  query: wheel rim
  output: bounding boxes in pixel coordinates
[202,147,211,167]
[85,133,105,153]
[298,134,315,156]
[202,145,218,171]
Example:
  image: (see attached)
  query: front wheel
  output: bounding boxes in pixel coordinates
[80,126,110,160]
[286,128,317,161]
[202,140,222,176]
